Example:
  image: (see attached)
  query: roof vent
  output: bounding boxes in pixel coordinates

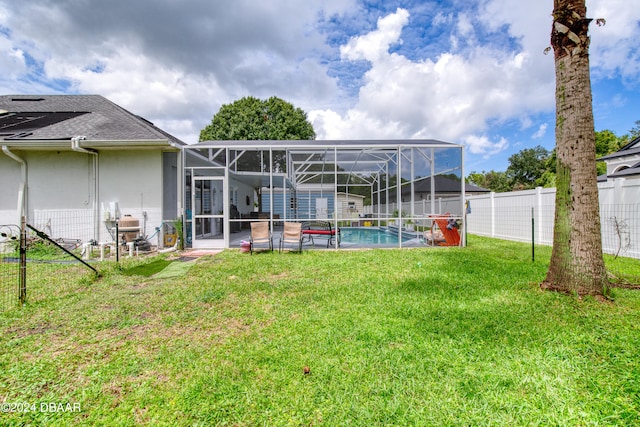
[11,98,45,102]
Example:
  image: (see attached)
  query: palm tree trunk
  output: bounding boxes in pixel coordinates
[543,0,608,295]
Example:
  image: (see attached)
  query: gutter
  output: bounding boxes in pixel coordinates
[2,146,27,224]
[0,139,176,150]
[71,136,100,240]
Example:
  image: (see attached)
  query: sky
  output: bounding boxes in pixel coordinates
[1,0,639,174]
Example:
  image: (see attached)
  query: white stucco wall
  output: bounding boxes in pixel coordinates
[98,150,164,242]
[30,151,97,209]
[229,178,257,216]
[1,151,95,233]
[606,154,640,175]
[0,154,22,225]
[0,148,170,243]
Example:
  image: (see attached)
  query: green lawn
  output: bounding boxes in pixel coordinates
[1,236,639,426]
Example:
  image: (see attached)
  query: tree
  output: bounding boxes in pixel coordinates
[467,124,633,194]
[595,130,620,157]
[505,145,550,190]
[466,172,487,188]
[543,0,607,296]
[199,96,315,211]
[467,170,511,192]
[629,120,640,139]
[595,130,624,175]
[199,96,315,141]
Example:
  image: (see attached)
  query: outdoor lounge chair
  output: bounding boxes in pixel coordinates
[250,221,273,254]
[279,222,303,252]
[426,214,461,246]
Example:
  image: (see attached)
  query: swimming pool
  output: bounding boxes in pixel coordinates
[339,227,417,246]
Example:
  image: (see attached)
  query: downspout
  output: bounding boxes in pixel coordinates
[168,139,184,232]
[71,136,100,240]
[2,146,27,224]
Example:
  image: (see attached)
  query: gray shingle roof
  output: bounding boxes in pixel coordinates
[597,136,640,161]
[0,95,185,145]
[403,175,489,195]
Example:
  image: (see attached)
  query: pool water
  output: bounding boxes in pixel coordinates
[339,227,415,245]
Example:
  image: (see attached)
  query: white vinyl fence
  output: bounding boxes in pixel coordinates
[466,178,640,259]
[364,197,464,219]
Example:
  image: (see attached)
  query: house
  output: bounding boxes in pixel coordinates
[0,95,184,245]
[598,135,640,181]
[0,95,466,250]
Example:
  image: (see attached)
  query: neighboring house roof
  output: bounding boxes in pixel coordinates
[597,136,640,161]
[0,95,185,147]
[462,181,490,194]
[407,175,490,195]
[597,135,640,180]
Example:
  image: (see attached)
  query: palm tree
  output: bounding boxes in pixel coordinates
[543,0,608,295]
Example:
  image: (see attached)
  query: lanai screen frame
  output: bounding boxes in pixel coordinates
[185,139,465,248]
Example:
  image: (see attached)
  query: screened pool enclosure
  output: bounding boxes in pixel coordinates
[184,140,465,249]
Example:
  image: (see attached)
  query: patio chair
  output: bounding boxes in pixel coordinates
[250,222,273,254]
[279,222,303,253]
[423,224,446,246]
[428,214,461,246]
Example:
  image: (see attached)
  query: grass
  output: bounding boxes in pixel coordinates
[121,259,174,277]
[1,236,639,426]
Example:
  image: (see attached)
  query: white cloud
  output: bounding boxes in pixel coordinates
[340,8,410,63]
[0,4,29,90]
[479,0,640,83]
[0,0,351,143]
[0,0,638,159]
[463,135,509,156]
[0,38,26,78]
[40,45,225,143]
[309,108,405,140]
[456,13,475,40]
[532,123,548,139]
[311,7,553,156]
[588,0,640,81]
[432,12,453,27]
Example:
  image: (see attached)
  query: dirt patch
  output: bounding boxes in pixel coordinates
[265,272,288,283]
[7,323,56,338]
[609,282,640,290]
[178,250,222,258]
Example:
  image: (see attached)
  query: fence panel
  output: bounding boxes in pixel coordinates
[600,204,640,259]
[0,224,21,311]
[0,222,98,312]
[467,179,640,259]
[32,208,95,244]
